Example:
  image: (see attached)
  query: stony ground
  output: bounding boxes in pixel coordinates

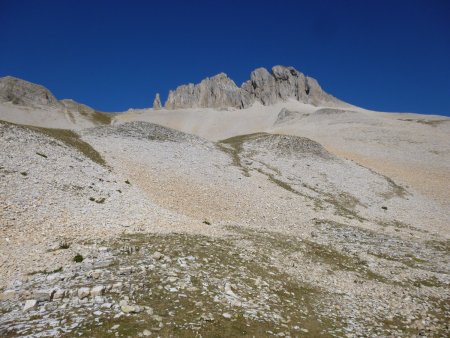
[1,120,449,337]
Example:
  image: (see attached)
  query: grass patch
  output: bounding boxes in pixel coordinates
[73,254,84,263]
[28,126,106,166]
[74,232,341,337]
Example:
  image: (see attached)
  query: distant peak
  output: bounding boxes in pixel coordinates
[164,65,345,109]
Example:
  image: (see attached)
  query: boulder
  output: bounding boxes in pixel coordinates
[23,299,38,312]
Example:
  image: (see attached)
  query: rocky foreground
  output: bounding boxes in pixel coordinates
[0,119,449,337]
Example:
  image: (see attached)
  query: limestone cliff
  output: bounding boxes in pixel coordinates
[164,65,344,109]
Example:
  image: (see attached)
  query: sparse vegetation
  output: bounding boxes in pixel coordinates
[59,242,70,249]
[28,125,106,166]
[73,254,84,263]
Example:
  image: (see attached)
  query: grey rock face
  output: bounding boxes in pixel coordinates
[243,65,339,106]
[0,76,60,107]
[241,68,278,105]
[153,93,162,110]
[165,73,254,109]
[164,65,343,109]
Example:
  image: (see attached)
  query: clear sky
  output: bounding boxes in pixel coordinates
[1,0,449,115]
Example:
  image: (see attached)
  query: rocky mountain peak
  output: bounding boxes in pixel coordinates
[163,65,343,109]
[165,73,253,109]
[0,76,60,107]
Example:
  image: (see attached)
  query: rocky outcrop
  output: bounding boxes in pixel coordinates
[0,76,112,127]
[0,76,60,107]
[153,93,162,110]
[164,65,344,109]
[273,108,303,125]
[165,73,253,109]
[242,66,333,106]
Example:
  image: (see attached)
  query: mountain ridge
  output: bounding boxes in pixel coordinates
[163,65,346,109]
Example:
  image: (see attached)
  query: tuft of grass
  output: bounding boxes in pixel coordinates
[203,220,211,225]
[73,254,84,263]
[59,242,70,249]
[20,171,27,176]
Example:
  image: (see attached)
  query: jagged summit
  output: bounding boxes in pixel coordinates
[165,73,253,110]
[164,65,344,109]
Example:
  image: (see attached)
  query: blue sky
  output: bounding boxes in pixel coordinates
[1,0,449,115]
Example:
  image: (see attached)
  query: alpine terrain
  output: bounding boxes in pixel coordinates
[0,66,449,337]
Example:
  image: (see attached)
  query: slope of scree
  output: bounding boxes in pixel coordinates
[1,120,449,337]
[218,132,422,224]
[0,120,185,286]
[84,121,207,144]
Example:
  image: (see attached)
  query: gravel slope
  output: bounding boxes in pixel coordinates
[1,120,449,337]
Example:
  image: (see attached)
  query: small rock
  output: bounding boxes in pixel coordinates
[111,324,120,330]
[94,296,105,303]
[121,305,137,314]
[223,312,232,319]
[33,289,54,302]
[111,282,123,292]
[93,260,113,269]
[118,267,133,275]
[53,289,65,300]
[143,329,151,336]
[78,287,90,299]
[152,314,163,322]
[200,313,214,321]
[23,299,37,311]
[152,252,163,260]
[90,285,104,297]
[224,282,238,298]
[90,270,101,279]
[0,290,17,301]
